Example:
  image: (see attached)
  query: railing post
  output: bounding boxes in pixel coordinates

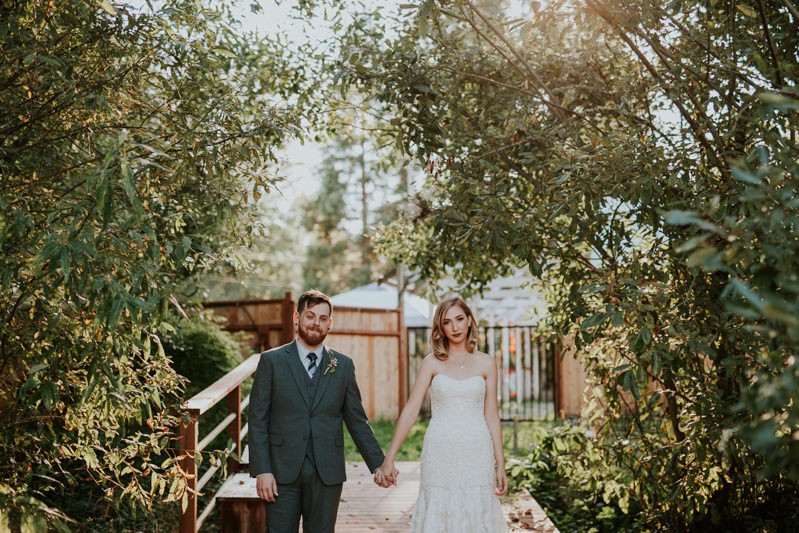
[281,292,294,345]
[227,386,242,473]
[179,413,199,533]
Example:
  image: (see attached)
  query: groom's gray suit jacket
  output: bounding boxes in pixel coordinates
[248,340,384,485]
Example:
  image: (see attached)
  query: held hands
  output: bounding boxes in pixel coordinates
[495,464,508,496]
[372,460,399,488]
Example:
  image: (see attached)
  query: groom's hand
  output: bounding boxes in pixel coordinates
[256,473,278,502]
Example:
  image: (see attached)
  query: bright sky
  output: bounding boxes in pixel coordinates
[234,0,403,214]
[234,1,328,212]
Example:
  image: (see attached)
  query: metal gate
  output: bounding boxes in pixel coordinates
[407,325,557,421]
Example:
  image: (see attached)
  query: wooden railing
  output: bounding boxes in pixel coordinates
[178,353,260,533]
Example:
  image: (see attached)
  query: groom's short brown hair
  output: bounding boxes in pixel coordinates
[297,289,333,315]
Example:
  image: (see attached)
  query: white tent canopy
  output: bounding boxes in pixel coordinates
[331,282,434,328]
[332,267,547,329]
[434,267,548,326]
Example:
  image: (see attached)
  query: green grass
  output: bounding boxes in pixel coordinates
[345,419,557,462]
[345,419,428,461]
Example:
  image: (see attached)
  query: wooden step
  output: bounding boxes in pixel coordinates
[216,472,264,533]
[240,444,249,471]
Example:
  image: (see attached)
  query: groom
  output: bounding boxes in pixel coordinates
[248,289,388,532]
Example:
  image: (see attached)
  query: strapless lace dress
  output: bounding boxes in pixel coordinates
[410,374,507,532]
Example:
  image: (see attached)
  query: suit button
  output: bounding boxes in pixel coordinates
[303,435,308,441]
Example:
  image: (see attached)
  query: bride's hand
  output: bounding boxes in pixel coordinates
[381,459,399,486]
[495,465,508,496]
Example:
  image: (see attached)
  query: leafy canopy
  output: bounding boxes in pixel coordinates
[0,0,318,526]
[327,0,799,528]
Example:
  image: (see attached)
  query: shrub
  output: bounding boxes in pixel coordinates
[507,423,645,533]
[162,316,243,398]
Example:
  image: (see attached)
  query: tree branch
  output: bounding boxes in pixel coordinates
[781,0,799,21]
[439,65,605,134]
[584,0,732,182]
[756,0,785,88]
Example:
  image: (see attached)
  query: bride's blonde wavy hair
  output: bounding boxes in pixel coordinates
[430,297,478,360]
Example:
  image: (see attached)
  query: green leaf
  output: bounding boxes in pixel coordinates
[97,0,117,16]
[675,234,709,253]
[210,48,237,58]
[60,247,70,283]
[729,279,764,310]
[620,370,639,400]
[757,91,799,110]
[664,210,718,231]
[762,304,799,328]
[730,165,762,185]
[652,352,661,375]
[747,421,778,452]
[664,210,700,225]
[527,257,542,277]
[120,160,144,217]
[29,364,48,374]
[686,247,717,268]
[736,4,757,17]
[580,313,606,330]
[640,325,652,345]
[724,301,761,319]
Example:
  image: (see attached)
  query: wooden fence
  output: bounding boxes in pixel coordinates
[325,306,406,420]
[203,294,294,352]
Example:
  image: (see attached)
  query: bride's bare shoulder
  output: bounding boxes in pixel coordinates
[474,351,495,368]
[421,353,444,368]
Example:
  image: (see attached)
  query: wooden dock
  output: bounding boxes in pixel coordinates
[215,461,559,532]
[338,461,559,532]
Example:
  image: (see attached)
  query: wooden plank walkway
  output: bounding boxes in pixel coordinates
[338,461,559,532]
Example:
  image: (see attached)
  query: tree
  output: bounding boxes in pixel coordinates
[0,0,318,527]
[301,97,411,294]
[328,0,799,528]
[195,204,306,301]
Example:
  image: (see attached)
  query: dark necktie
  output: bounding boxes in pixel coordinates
[307,352,317,378]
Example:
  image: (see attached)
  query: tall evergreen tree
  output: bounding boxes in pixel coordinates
[301,101,410,294]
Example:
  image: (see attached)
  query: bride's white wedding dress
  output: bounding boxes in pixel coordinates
[411,374,507,533]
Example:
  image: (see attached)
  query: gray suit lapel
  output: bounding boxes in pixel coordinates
[284,341,312,409]
[311,348,335,412]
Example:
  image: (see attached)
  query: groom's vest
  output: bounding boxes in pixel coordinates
[304,367,323,465]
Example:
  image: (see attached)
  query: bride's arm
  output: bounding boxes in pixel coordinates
[379,354,436,483]
[483,354,508,495]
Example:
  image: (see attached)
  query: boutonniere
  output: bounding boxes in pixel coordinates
[324,355,338,375]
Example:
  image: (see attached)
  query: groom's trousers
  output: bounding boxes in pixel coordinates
[266,456,343,533]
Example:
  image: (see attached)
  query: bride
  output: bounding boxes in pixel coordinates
[376,296,508,532]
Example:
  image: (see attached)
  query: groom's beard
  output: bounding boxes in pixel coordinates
[298,323,328,347]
